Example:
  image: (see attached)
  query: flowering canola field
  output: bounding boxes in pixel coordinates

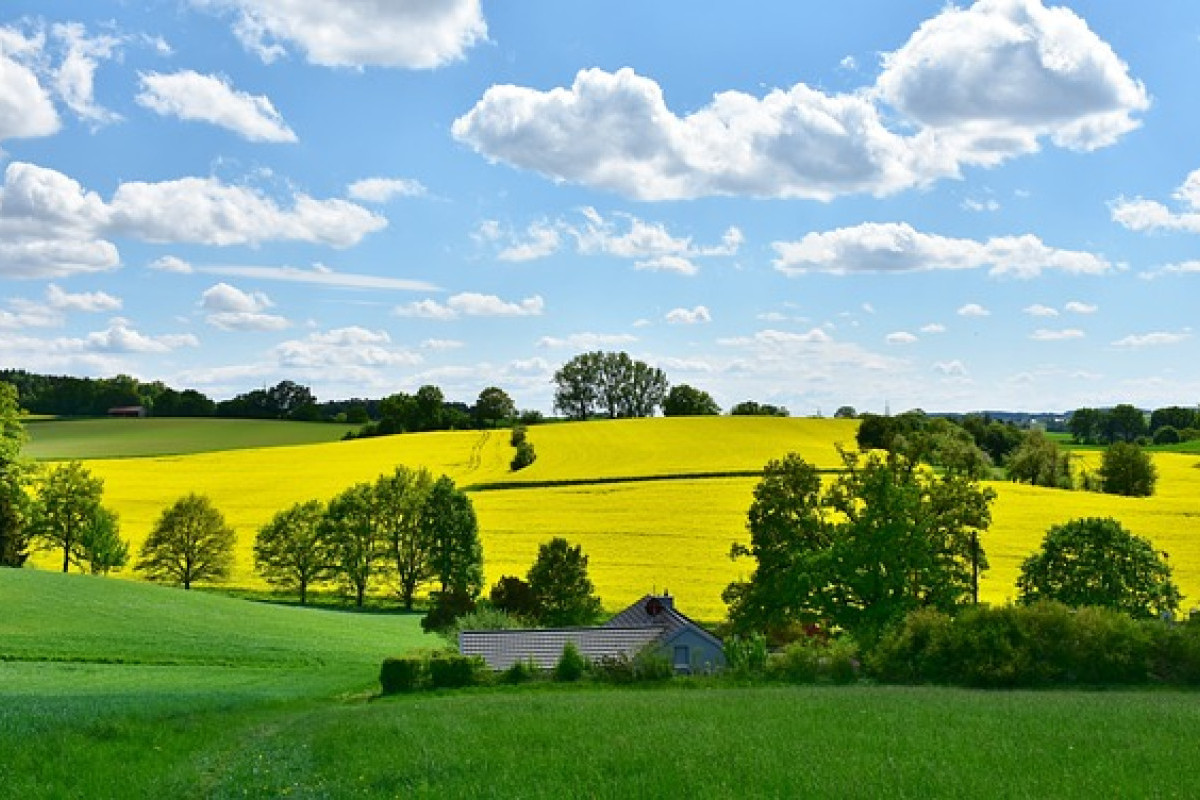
[32,418,1200,621]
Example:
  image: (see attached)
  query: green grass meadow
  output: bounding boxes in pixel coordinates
[6,570,1200,798]
[23,417,358,460]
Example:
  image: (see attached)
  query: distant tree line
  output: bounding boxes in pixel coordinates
[1069,403,1199,446]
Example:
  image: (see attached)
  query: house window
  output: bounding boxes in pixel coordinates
[673,645,690,672]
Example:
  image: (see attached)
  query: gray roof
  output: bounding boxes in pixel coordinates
[459,627,663,671]
[460,594,724,671]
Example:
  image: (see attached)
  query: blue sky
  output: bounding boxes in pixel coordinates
[1,0,1198,414]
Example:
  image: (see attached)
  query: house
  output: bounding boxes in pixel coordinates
[459,593,726,674]
[107,406,146,418]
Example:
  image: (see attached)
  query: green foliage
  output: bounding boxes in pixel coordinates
[1098,441,1157,497]
[500,658,538,684]
[253,499,333,604]
[1005,430,1073,488]
[30,460,110,573]
[527,537,603,627]
[489,575,539,620]
[374,466,435,610]
[77,506,129,575]
[724,633,769,676]
[510,440,536,471]
[663,384,721,416]
[729,400,789,417]
[727,448,994,646]
[428,654,488,689]
[441,607,522,649]
[379,657,426,694]
[868,603,1158,688]
[0,382,32,568]
[421,589,477,633]
[421,475,483,598]
[768,637,860,684]
[552,351,668,420]
[135,493,236,590]
[473,386,516,428]
[509,424,527,447]
[216,380,317,420]
[1153,425,1181,445]
[321,482,384,607]
[554,641,587,682]
[1017,517,1179,618]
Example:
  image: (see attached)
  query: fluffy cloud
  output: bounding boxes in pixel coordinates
[772,222,1111,278]
[878,0,1148,160]
[0,162,118,278]
[454,1,1145,200]
[46,284,121,312]
[1064,301,1097,314]
[396,293,544,320]
[273,326,422,368]
[0,162,388,277]
[1111,331,1192,348]
[347,177,427,203]
[665,306,712,325]
[52,23,123,126]
[196,0,487,68]
[1112,168,1200,234]
[933,360,968,377]
[0,28,61,142]
[454,66,915,201]
[958,303,990,317]
[479,209,740,275]
[150,255,193,273]
[137,70,297,143]
[920,323,946,334]
[200,282,289,331]
[109,177,384,247]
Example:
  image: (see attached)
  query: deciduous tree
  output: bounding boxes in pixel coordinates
[31,461,106,573]
[136,493,236,589]
[421,476,483,598]
[527,537,603,627]
[0,381,32,568]
[1017,517,1179,619]
[376,466,435,610]
[1099,441,1157,497]
[254,499,333,604]
[78,507,128,575]
[323,482,385,607]
[726,448,994,645]
[663,384,721,416]
[473,386,516,428]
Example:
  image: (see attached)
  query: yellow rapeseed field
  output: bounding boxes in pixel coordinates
[30,418,1200,622]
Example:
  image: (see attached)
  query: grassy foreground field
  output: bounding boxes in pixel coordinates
[23,417,358,460]
[6,570,1200,798]
[25,416,1200,618]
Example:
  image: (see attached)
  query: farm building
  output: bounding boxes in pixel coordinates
[459,593,725,674]
[107,406,146,418]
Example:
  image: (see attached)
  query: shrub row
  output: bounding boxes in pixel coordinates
[379,653,488,694]
[869,602,1200,688]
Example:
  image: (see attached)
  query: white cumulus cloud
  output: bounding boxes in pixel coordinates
[773,222,1111,278]
[1030,328,1085,341]
[1112,168,1200,234]
[665,306,712,325]
[196,0,487,68]
[1112,331,1192,348]
[200,282,290,331]
[347,177,427,203]
[0,28,61,143]
[958,303,990,317]
[453,1,1146,201]
[886,331,918,345]
[137,70,296,143]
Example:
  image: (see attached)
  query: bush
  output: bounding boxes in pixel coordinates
[428,654,487,689]
[724,633,769,676]
[769,636,860,684]
[868,603,1156,688]
[379,657,426,694]
[510,441,536,471]
[1180,427,1200,443]
[1149,620,1200,684]
[510,424,527,447]
[554,641,587,682]
[1098,441,1157,497]
[421,590,477,633]
[1153,426,1182,445]
[442,607,521,648]
[500,658,538,685]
